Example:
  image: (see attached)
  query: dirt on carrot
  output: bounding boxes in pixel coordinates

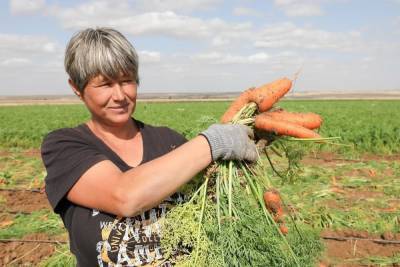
[264,109,323,130]
[255,114,321,138]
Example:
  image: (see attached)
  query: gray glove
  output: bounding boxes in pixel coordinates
[200,124,258,162]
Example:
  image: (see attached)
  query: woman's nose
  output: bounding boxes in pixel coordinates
[112,84,125,101]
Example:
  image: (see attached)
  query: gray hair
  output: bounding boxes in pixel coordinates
[64,27,139,93]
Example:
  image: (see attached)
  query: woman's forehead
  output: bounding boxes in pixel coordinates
[91,72,133,82]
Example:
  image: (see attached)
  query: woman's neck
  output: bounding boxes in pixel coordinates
[87,117,139,141]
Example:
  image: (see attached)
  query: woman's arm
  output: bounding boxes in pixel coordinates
[67,135,211,217]
[67,124,257,217]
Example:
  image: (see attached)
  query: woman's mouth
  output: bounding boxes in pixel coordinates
[108,103,129,111]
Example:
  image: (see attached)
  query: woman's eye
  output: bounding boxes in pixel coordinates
[121,80,133,85]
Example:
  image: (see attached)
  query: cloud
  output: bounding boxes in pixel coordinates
[131,0,222,13]
[107,12,220,38]
[0,33,62,74]
[192,52,270,64]
[274,0,323,17]
[254,22,363,52]
[10,0,45,15]
[0,58,32,66]
[138,50,161,63]
[394,16,400,26]
[232,7,262,17]
[36,1,251,45]
[0,33,59,54]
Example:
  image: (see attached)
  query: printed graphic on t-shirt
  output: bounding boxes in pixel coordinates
[96,193,184,266]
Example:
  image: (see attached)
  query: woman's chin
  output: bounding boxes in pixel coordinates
[103,112,133,126]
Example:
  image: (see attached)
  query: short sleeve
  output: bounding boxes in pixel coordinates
[163,127,188,149]
[41,128,108,213]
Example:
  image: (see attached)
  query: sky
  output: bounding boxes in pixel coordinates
[0,0,399,96]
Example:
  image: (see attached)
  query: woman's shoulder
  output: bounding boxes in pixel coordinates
[138,120,187,142]
[41,124,92,151]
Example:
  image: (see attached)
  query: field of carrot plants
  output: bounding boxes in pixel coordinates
[0,100,399,266]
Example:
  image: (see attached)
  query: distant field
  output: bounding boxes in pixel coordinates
[1,90,400,106]
[0,100,399,153]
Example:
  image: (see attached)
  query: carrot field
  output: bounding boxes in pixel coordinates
[0,100,399,266]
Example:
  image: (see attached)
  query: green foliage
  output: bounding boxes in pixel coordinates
[39,244,76,267]
[271,158,400,234]
[343,254,400,266]
[1,100,399,153]
[162,165,323,267]
[278,100,400,154]
[0,210,64,239]
[0,105,90,149]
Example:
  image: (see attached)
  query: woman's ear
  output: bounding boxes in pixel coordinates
[68,79,82,99]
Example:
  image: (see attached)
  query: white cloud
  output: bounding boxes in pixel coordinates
[10,0,45,15]
[131,0,222,13]
[138,50,161,63]
[46,1,132,28]
[192,52,270,64]
[394,16,400,26]
[192,52,221,61]
[0,58,32,66]
[0,33,60,54]
[274,0,323,17]
[232,7,262,17]
[108,12,216,38]
[254,22,363,52]
[36,0,252,45]
[0,33,62,76]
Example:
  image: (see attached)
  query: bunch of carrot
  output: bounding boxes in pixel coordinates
[162,77,326,266]
[220,77,326,235]
[221,77,323,139]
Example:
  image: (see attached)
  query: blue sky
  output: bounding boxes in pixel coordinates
[0,0,399,95]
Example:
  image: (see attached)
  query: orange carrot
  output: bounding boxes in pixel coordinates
[263,110,323,130]
[255,114,321,138]
[248,77,292,112]
[279,223,289,235]
[220,88,253,124]
[220,77,292,123]
[273,209,284,223]
[263,189,284,219]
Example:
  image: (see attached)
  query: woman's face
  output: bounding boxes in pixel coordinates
[72,74,138,127]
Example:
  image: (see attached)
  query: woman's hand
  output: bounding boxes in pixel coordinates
[201,124,258,162]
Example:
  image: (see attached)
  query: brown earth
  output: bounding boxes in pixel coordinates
[302,152,400,165]
[340,168,394,180]
[0,190,50,213]
[0,233,67,266]
[0,148,41,158]
[320,229,400,267]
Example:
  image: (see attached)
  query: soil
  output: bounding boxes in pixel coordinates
[0,148,41,158]
[321,229,400,267]
[302,152,400,166]
[0,233,66,266]
[340,168,394,180]
[0,190,50,213]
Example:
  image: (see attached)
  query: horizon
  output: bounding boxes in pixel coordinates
[1,0,399,95]
[2,89,400,99]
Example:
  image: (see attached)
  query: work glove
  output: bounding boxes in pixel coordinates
[200,124,258,162]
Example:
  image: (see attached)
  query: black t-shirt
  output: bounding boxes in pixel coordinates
[41,119,187,266]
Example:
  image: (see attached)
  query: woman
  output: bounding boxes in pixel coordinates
[41,27,257,266]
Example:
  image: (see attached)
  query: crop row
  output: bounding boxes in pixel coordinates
[0,100,399,153]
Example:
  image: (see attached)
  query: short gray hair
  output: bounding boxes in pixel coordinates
[65,27,139,93]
